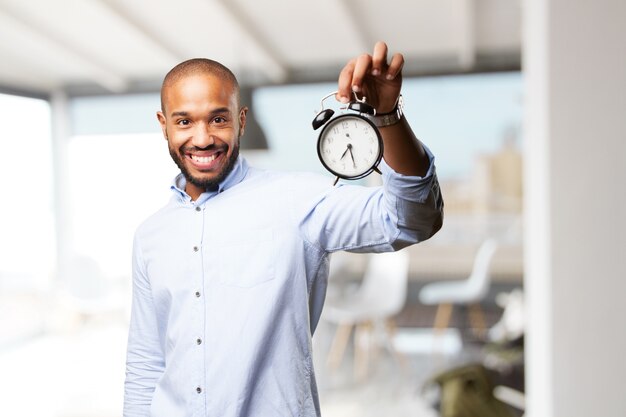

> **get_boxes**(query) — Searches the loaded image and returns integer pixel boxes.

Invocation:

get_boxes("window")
[0,93,54,290]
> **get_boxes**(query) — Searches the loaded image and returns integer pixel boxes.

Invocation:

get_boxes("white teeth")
[191,154,217,163]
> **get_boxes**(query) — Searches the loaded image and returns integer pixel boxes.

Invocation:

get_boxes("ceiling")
[0,0,521,98]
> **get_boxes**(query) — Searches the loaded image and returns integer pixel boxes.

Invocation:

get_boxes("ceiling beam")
[0,83,49,100]
[95,0,186,64]
[60,50,521,97]
[212,0,288,83]
[458,0,477,69]
[340,0,375,52]
[0,4,128,93]
[285,51,521,86]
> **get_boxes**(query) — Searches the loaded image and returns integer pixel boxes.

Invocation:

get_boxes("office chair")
[418,239,499,337]
[323,250,410,379]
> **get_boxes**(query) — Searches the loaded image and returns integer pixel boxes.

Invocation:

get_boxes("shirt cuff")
[379,144,438,203]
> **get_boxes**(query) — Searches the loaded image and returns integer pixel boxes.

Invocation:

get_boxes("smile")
[185,150,224,170]
[191,154,217,163]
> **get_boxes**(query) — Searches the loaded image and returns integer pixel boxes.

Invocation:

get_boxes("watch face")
[317,114,383,179]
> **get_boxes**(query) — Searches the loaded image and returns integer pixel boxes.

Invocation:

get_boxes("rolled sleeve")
[299,145,443,253]
[380,145,444,248]
[379,144,438,203]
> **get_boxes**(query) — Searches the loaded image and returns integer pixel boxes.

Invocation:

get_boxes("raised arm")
[298,42,443,253]
[336,41,429,177]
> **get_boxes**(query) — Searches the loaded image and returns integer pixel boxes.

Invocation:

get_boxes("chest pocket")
[217,228,275,288]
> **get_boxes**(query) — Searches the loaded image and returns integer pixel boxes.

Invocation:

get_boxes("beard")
[169,138,240,192]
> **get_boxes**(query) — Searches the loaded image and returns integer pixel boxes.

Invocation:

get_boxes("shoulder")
[133,197,178,240]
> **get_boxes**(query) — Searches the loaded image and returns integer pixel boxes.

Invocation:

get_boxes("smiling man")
[124,42,444,417]
[158,59,245,197]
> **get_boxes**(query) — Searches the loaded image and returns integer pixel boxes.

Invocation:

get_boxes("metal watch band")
[368,95,404,127]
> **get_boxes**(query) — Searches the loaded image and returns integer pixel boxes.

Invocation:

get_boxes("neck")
[185,183,206,201]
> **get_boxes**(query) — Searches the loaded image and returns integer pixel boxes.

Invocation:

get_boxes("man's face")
[157,73,246,199]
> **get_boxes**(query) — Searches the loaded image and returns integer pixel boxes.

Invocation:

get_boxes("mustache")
[180,144,227,153]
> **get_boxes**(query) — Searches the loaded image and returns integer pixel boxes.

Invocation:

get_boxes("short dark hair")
[160,58,240,111]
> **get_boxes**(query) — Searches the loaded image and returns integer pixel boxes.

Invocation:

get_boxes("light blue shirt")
[124,154,443,417]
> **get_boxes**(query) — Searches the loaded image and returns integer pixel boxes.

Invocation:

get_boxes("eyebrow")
[169,107,232,118]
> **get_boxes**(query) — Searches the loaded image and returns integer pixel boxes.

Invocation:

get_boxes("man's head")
[158,58,247,199]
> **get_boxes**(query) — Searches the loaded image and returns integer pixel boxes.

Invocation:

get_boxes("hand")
[336,41,404,114]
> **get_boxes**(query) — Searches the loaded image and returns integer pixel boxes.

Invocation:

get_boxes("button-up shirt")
[124,154,443,417]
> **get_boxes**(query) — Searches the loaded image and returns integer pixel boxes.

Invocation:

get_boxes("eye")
[176,119,191,126]
[212,116,227,124]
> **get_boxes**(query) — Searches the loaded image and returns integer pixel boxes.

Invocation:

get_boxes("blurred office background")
[0,1,624,416]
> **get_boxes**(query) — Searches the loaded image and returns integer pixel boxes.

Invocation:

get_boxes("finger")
[350,53,373,93]
[371,41,388,76]
[385,52,404,80]
[337,59,357,103]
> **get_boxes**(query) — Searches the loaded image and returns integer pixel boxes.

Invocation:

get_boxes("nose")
[191,122,215,148]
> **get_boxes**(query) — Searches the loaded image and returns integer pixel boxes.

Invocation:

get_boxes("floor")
[313,320,467,417]
[0,298,505,417]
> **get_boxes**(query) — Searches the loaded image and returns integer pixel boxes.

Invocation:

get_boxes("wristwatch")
[367,95,404,127]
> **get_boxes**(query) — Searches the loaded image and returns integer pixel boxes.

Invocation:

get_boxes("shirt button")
[195,291,201,298]
[193,246,199,252]
[195,206,201,212]
[196,387,202,394]
[196,338,202,345]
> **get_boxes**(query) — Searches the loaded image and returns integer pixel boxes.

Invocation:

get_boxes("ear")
[157,111,168,140]
[238,106,248,137]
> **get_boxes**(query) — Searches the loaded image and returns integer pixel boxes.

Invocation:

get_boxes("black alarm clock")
[312,91,384,185]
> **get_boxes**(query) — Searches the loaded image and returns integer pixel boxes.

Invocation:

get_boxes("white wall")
[524,1,626,416]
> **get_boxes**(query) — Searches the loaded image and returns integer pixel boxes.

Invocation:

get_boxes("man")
[124,42,443,417]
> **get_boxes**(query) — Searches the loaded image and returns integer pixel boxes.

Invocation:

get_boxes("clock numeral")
[332,127,339,135]
[326,137,334,144]
[341,121,349,129]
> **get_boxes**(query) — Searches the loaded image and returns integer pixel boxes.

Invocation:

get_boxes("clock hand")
[347,144,356,167]
[340,146,350,160]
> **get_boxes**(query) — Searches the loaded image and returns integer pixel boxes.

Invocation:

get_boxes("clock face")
[317,114,383,179]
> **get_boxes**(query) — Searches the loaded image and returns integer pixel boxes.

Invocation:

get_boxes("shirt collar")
[170,156,249,205]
